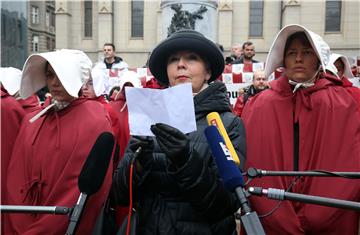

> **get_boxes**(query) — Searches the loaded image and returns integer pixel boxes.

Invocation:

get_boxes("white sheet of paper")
[126,83,197,136]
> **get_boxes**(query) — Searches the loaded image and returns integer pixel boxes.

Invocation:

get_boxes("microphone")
[248,187,360,212]
[66,132,115,235]
[204,126,265,235]
[206,112,240,165]
[204,125,244,189]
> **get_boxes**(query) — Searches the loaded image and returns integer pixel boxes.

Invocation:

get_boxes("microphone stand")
[65,193,87,235]
[235,187,266,235]
[248,187,360,212]
[0,205,70,215]
[246,168,360,211]
[247,167,360,178]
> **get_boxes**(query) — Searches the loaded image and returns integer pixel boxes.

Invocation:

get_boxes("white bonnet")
[90,66,108,96]
[20,49,93,99]
[0,67,22,95]
[119,71,142,91]
[265,24,331,78]
[326,53,354,78]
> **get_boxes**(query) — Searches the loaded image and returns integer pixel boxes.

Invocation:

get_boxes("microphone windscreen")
[78,132,115,195]
[204,126,244,191]
[206,112,240,166]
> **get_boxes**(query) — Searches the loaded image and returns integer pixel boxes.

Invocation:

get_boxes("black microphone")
[204,126,265,235]
[65,132,115,235]
[248,187,360,212]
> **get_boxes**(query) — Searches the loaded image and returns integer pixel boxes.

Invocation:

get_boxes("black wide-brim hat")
[148,29,225,86]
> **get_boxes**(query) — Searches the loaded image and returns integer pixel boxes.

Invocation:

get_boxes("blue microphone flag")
[204,125,245,191]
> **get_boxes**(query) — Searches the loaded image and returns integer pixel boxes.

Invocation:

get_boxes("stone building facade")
[27,1,56,55]
[55,0,360,68]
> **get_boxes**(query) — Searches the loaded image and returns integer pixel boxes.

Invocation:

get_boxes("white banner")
[225,83,251,106]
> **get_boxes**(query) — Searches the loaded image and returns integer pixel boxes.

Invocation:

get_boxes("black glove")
[128,136,154,169]
[150,123,190,168]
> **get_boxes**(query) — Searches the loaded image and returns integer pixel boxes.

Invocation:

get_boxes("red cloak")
[17,94,42,114]
[1,90,26,234]
[242,74,360,235]
[109,92,131,226]
[342,76,360,117]
[5,98,114,235]
[91,96,121,147]
[109,92,130,158]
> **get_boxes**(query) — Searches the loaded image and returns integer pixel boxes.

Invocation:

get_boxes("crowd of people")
[1,24,359,235]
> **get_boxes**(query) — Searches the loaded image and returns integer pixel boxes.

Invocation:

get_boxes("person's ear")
[205,69,211,82]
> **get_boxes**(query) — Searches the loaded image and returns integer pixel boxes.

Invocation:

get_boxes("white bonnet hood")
[326,53,354,78]
[90,66,108,97]
[0,67,22,95]
[119,71,142,91]
[20,49,93,99]
[265,24,331,78]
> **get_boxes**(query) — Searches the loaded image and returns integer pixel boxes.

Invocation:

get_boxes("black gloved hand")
[128,136,154,169]
[150,123,190,168]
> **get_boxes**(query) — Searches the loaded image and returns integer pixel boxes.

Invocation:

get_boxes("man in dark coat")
[233,70,268,117]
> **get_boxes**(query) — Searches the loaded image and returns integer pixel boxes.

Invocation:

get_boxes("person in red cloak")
[242,25,360,235]
[4,49,115,235]
[109,70,143,158]
[327,53,360,117]
[81,66,121,163]
[0,67,27,235]
[0,67,41,114]
[108,71,143,226]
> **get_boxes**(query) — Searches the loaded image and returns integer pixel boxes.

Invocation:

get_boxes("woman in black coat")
[112,29,246,235]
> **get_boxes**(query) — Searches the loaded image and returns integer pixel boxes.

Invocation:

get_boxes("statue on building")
[167,4,207,36]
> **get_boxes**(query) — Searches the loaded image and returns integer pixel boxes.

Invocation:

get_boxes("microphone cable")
[246,168,358,218]
[126,146,142,235]
[311,169,359,179]
[257,176,301,218]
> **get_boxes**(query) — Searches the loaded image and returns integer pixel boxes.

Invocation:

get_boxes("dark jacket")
[112,81,246,235]
[104,56,123,69]
[233,85,268,117]
[231,57,258,65]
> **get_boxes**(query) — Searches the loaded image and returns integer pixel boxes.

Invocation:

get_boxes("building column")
[282,0,301,26]
[55,1,71,49]
[218,0,233,50]
[97,1,113,60]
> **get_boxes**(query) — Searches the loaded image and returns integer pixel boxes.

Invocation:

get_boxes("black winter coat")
[112,81,246,235]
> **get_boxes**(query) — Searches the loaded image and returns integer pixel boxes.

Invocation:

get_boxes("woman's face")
[166,50,211,93]
[284,37,319,82]
[81,78,96,98]
[46,63,75,103]
[334,59,345,78]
